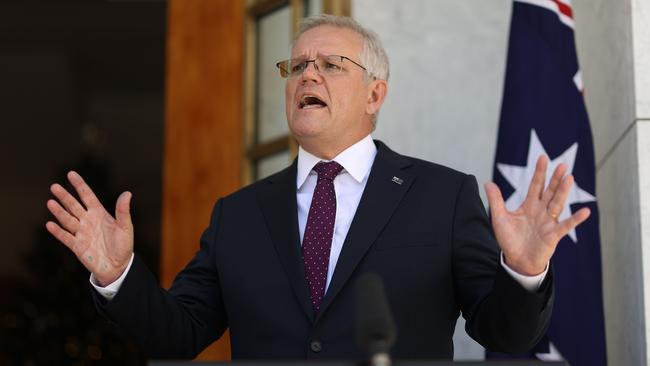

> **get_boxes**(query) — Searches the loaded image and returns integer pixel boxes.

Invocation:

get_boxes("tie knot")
[313,161,343,181]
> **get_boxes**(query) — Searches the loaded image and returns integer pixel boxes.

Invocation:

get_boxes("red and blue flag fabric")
[487,1,607,365]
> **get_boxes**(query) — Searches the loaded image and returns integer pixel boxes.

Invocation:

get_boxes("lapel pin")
[391,176,404,185]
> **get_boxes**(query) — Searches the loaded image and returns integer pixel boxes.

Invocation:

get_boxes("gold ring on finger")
[548,211,559,221]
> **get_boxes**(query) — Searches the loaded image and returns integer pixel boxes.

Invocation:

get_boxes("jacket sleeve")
[92,199,228,359]
[451,174,553,354]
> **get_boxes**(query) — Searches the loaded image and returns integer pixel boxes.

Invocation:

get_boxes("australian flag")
[488,1,607,365]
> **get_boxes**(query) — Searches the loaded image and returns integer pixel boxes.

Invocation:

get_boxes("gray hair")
[295,14,390,81]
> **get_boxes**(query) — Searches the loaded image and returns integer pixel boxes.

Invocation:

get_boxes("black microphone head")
[356,272,397,355]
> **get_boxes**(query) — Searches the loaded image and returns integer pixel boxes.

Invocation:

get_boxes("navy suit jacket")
[94,141,553,360]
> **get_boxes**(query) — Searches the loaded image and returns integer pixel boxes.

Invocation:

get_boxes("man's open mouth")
[299,95,327,109]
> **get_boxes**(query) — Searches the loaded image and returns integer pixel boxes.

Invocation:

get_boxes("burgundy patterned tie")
[302,161,344,312]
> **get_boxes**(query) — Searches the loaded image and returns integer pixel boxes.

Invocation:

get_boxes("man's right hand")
[46,171,134,287]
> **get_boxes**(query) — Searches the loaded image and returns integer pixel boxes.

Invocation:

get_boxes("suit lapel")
[257,161,315,322]
[317,141,414,320]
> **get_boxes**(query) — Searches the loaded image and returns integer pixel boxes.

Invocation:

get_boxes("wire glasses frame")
[275,55,367,78]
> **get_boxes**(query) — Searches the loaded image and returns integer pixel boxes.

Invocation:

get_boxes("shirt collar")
[296,134,377,189]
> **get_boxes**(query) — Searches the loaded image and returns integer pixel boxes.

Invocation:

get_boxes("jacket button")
[310,340,322,353]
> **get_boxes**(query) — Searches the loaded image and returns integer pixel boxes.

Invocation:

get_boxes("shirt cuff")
[500,252,548,292]
[89,253,135,300]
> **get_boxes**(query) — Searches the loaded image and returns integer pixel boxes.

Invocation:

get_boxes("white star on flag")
[496,129,596,243]
[535,341,564,361]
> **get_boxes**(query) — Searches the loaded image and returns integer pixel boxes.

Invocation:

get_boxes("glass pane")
[306,0,322,16]
[257,150,292,180]
[256,6,292,143]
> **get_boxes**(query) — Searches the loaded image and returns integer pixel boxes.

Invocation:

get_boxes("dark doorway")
[0,1,167,365]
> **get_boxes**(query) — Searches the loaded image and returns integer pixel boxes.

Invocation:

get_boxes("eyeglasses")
[275,55,367,78]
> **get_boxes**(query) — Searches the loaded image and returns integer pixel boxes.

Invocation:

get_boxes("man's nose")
[301,61,322,83]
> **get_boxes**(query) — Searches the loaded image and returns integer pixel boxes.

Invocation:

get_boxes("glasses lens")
[290,59,307,76]
[277,60,290,78]
[321,56,344,74]
[276,56,352,78]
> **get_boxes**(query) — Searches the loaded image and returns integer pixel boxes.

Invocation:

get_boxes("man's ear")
[366,79,388,116]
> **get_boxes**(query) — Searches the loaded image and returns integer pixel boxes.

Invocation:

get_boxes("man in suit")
[45,15,590,360]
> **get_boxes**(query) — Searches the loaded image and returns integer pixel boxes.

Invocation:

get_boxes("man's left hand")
[484,155,591,276]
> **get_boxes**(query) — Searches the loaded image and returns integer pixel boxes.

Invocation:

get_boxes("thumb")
[115,191,133,229]
[484,182,506,220]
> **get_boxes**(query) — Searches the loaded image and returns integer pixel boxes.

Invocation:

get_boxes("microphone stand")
[356,272,397,366]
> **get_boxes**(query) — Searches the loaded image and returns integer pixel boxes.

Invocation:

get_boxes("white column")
[574,0,649,364]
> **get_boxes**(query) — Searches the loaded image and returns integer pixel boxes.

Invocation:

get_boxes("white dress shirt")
[93,134,546,298]
[296,134,377,291]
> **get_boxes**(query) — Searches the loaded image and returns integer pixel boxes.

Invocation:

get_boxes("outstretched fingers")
[525,155,549,202]
[547,174,574,219]
[50,183,86,219]
[485,182,507,219]
[556,207,591,238]
[541,163,567,205]
[45,221,76,250]
[46,199,80,234]
[67,171,103,210]
[115,191,133,230]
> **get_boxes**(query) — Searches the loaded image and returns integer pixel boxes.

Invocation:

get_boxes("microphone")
[356,272,397,366]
